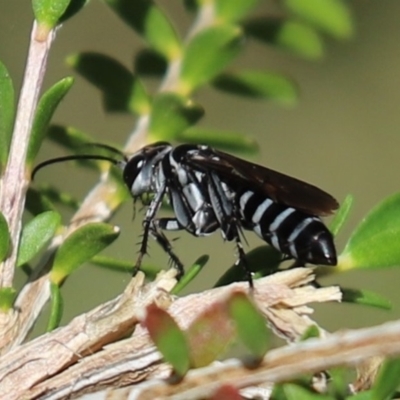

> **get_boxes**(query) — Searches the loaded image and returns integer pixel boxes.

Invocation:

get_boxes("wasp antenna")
[31,154,120,181]
[85,143,128,162]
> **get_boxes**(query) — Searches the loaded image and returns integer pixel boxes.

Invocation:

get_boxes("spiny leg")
[207,173,254,288]
[232,227,254,289]
[133,184,166,275]
[150,218,185,278]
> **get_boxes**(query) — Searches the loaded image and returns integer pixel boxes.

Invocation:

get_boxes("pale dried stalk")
[0,22,56,288]
[101,318,400,400]
[0,268,341,399]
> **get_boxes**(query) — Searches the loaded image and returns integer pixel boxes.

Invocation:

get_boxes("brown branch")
[100,318,400,400]
[0,268,341,399]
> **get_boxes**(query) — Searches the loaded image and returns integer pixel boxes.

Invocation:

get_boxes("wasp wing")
[185,147,338,217]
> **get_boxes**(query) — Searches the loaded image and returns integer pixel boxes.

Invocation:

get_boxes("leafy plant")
[0,0,400,399]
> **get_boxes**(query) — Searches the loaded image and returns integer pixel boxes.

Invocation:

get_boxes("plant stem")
[0,22,56,288]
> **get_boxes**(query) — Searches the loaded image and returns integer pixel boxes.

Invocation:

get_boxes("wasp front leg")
[134,184,166,275]
[150,218,185,279]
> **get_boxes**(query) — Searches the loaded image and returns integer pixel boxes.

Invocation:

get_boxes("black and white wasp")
[32,142,338,287]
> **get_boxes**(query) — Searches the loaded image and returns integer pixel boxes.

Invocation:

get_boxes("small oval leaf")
[0,61,15,168]
[329,194,353,237]
[149,93,204,141]
[187,301,235,368]
[34,184,80,211]
[91,255,160,278]
[33,0,71,27]
[216,245,281,287]
[275,20,324,60]
[172,255,209,295]
[180,25,243,94]
[47,282,64,331]
[210,385,242,400]
[213,70,299,106]
[144,304,190,376]
[177,127,258,154]
[283,383,336,400]
[283,0,353,39]
[51,222,120,285]
[105,0,182,60]
[0,212,11,262]
[17,211,61,267]
[0,287,16,311]
[339,193,400,271]
[134,48,167,76]
[215,0,260,23]
[341,288,392,310]
[228,291,269,358]
[244,17,324,60]
[27,77,74,168]
[371,358,400,400]
[47,124,93,151]
[68,52,150,114]
[25,187,57,215]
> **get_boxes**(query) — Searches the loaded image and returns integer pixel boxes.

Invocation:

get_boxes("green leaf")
[283,383,336,400]
[25,187,56,215]
[177,127,258,154]
[276,20,324,60]
[329,194,353,237]
[0,212,11,262]
[180,25,243,94]
[171,255,209,294]
[346,392,373,400]
[216,246,282,287]
[51,222,120,285]
[59,0,88,23]
[91,255,161,278]
[46,126,124,179]
[244,18,324,60]
[228,292,269,358]
[215,0,260,23]
[0,287,16,311]
[68,53,150,114]
[339,193,400,271]
[33,184,80,210]
[341,288,392,310]
[371,358,400,400]
[27,77,74,168]
[300,324,321,341]
[283,0,353,39]
[17,211,61,267]
[32,0,72,27]
[0,61,14,168]
[149,93,204,141]
[47,282,64,331]
[144,304,190,376]
[90,254,133,272]
[187,301,235,367]
[134,49,167,76]
[105,0,182,60]
[47,124,93,151]
[213,70,298,106]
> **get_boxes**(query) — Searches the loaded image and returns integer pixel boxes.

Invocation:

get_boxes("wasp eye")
[123,156,146,191]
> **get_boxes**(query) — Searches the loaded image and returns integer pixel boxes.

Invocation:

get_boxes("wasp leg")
[150,218,185,279]
[207,172,254,288]
[133,184,166,276]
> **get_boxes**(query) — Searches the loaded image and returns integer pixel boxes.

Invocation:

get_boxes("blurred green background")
[1,0,400,333]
